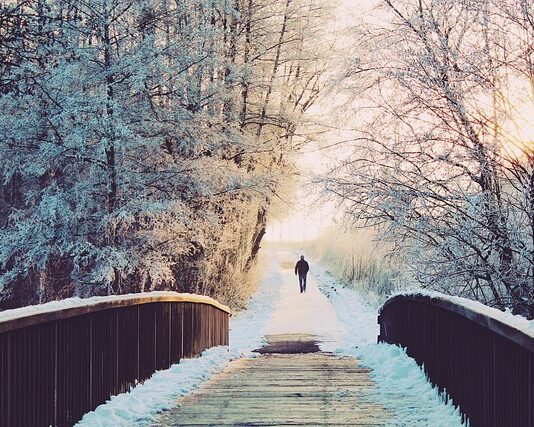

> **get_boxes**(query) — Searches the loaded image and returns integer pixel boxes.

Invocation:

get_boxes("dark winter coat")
[295,260,309,276]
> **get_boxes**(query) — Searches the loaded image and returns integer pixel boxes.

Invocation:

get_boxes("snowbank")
[311,266,379,346]
[76,251,283,426]
[355,344,464,426]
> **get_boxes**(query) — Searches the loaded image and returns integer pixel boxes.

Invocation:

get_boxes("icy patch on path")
[76,251,283,426]
[311,265,466,426]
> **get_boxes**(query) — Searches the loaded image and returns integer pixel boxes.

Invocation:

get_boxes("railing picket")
[1,333,9,426]
[170,302,183,364]
[529,353,533,427]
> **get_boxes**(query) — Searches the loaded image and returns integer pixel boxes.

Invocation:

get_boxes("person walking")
[295,255,310,293]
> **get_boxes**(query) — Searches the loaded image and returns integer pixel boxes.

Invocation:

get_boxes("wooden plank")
[154,352,387,426]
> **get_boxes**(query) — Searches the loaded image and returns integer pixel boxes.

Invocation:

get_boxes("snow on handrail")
[381,289,534,351]
[0,291,231,333]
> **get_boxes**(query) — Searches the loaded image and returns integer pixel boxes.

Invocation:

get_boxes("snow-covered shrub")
[305,226,399,303]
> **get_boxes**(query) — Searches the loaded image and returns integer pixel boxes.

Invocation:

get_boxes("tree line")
[0,0,330,308]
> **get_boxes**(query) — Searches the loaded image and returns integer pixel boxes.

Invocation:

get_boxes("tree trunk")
[256,0,292,137]
[103,3,117,214]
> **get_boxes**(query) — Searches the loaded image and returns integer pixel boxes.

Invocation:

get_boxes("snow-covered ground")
[77,247,466,426]
[311,264,466,426]
[76,250,283,426]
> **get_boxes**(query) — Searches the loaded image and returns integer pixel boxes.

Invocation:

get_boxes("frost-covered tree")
[0,0,333,308]
[322,0,534,317]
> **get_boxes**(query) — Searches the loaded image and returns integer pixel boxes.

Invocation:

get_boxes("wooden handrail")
[0,291,232,333]
[381,293,534,352]
[379,291,534,427]
[0,292,230,427]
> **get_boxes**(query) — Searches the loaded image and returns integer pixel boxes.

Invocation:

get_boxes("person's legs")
[298,274,304,293]
[302,274,307,292]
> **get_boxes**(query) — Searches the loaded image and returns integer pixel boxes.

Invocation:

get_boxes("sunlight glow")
[501,101,534,159]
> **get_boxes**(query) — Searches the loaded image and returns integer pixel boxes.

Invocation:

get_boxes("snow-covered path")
[77,247,465,426]
[264,250,346,352]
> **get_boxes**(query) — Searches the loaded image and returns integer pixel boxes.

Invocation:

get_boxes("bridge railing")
[378,291,534,427]
[0,291,231,427]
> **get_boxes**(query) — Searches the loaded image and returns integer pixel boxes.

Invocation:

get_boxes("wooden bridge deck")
[153,335,387,426]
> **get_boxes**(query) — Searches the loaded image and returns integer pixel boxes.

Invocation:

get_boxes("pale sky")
[265,0,385,243]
